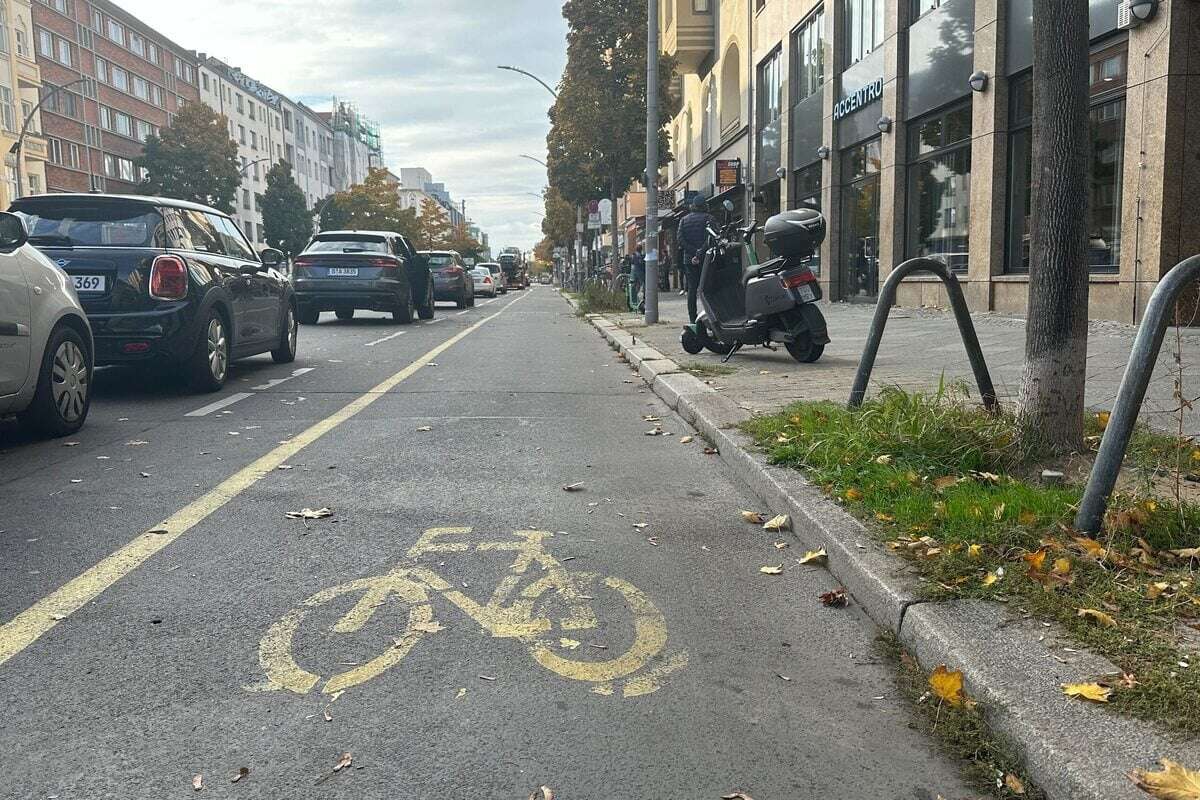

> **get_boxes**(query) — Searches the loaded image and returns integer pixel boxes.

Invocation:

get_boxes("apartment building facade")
[663,0,1198,323]
[32,0,199,195]
[0,0,49,205]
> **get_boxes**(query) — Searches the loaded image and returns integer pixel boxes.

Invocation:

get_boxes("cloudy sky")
[118,0,567,252]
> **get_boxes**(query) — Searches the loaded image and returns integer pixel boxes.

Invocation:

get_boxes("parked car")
[0,212,93,437]
[470,266,498,297]
[10,193,297,393]
[478,262,507,295]
[421,250,474,309]
[292,230,434,324]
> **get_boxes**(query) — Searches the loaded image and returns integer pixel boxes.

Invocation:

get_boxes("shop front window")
[791,163,822,274]
[1005,42,1127,273]
[840,138,881,299]
[907,102,971,272]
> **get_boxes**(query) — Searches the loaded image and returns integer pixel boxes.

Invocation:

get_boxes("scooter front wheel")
[785,336,824,363]
[681,327,704,355]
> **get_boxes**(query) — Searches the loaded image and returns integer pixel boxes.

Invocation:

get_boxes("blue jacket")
[678,211,713,258]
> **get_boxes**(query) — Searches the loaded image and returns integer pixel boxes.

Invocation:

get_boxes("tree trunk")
[1017,0,1092,453]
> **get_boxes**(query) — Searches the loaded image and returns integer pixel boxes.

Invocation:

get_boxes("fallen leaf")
[1062,682,1112,703]
[231,767,250,784]
[411,621,445,634]
[1073,536,1107,558]
[527,787,554,800]
[456,688,467,699]
[874,512,895,523]
[777,673,792,681]
[323,708,332,722]
[773,540,789,550]
[820,588,848,607]
[1077,608,1118,628]
[1004,773,1026,795]
[874,454,893,465]
[416,426,433,432]
[478,674,497,681]
[763,514,790,532]
[1130,759,1200,800]
[1119,673,1140,689]
[798,548,827,565]
[193,774,203,791]
[63,441,80,447]
[1096,410,1111,430]
[1018,510,1038,526]
[1023,547,1049,573]
[285,507,333,520]
[1147,582,1172,600]
[703,447,719,455]
[1172,547,1200,560]
[759,565,783,575]
[982,567,1004,586]
[562,482,585,492]
[844,488,864,502]
[333,752,352,772]
[125,440,148,446]
[1052,558,1072,575]
[741,511,766,524]
[680,435,694,444]
[559,638,581,650]
[722,793,755,800]
[929,665,966,706]
[932,475,959,491]
[968,544,983,561]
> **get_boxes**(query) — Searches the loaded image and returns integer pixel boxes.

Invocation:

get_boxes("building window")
[247,100,255,121]
[236,93,243,114]
[238,125,246,145]
[106,18,123,45]
[66,141,79,168]
[15,25,27,58]
[201,73,209,92]
[47,0,68,13]
[129,32,145,58]
[720,43,742,132]
[48,137,62,163]
[148,43,158,64]
[907,102,972,272]
[791,163,823,274]
[151,85,163,106]
[700,78,713,153]
[0,86,14,133]
[791,7,824,103]
[91,9,101,31]
[36,27,51,57]
[694,0,710,9]
[110,66,128,92]
[132,76,150,101]
[1005,43,1127,274]
[913,0,945,19]
[757,48,782,128]
[845,0,884,66]
[94,56,107,82]
[28,174,40,194]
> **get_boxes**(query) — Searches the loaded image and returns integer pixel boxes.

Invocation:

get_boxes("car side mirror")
[0,212,29,250]
[259,247,284,268]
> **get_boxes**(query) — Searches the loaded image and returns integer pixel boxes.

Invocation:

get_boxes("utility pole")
[644,0,660,323]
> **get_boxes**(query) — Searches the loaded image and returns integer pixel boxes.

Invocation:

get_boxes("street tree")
[542,187,576,247]
[259,161,311,258]
[446,225,485,261]
[137,103,241,213]
[416,197,453,250]
[316,168,419,240]
[1017,0,1092,452]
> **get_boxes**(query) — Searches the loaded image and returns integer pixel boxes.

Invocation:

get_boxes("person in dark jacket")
[631,246,646,310]
[678,196,714,323]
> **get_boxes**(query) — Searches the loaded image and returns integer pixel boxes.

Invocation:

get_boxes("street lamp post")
[240,156,271,176]
[10,77,88,200]
[496,66,558,99]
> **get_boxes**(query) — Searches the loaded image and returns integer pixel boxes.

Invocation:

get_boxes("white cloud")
[115,0,566,251]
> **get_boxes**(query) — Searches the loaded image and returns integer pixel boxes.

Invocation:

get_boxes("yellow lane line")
[0,295,525,668]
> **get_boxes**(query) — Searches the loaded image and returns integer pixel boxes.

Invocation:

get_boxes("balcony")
[662,0,714,74]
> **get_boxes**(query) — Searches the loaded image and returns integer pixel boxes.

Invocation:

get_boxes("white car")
[471,266,499,297]
[0,212,93,437]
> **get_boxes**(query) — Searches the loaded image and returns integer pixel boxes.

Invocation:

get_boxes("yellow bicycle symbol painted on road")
[256,528,687,698]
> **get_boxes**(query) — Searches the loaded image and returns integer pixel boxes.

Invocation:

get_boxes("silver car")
[0,212,93,437]
[471,265,499,297]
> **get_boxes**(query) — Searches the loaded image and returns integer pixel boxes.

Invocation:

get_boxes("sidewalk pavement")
[617,292,1200,436]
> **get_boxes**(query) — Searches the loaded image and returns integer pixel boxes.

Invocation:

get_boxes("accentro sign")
[834,77,883,120]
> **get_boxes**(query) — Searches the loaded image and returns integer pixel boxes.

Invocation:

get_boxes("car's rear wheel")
[272,305,298,363]
[298,307,320,325]
[392,290,414,324]
[455,291,468,310]
[188,309,229,393]
[20,325,91,438]
[335,308,354,321]
[467,290,476,307]
[417,278,435,320]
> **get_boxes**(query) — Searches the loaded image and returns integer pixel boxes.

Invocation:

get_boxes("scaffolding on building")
[329,97,383,159]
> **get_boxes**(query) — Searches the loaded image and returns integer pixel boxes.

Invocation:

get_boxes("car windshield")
[425,254,456,266]
[12,202,162,248]
[306,237,388,254]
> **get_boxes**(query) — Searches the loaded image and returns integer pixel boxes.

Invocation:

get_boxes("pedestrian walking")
[677,196,714,323]
[631,246,646,312]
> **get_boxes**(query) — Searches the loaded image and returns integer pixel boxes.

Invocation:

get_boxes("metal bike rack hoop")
[848,257,998,411]
[1076,253,1200,533]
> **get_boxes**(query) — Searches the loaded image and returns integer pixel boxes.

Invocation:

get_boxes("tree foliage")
[137,103,241,213]
[542,186,576,246]
[416,197,453,250]
[446,225,485,262]
[547,0,674,207]
[316,168,419,240]
[259,161,311,258]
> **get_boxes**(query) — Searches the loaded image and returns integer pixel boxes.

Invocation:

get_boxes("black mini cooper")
[10,194,298,393]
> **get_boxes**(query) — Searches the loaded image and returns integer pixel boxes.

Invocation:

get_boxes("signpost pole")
[644,0,660,324]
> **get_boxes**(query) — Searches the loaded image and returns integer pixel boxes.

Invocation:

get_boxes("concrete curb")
[562,292,1200,800]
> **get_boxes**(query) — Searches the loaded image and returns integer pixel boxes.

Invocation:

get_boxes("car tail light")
[445,266,464,276]
[482,276,492,283]
[364,257,396,268]
[781,269,817,289]
[293,256,315,267]
[149,255,188,300]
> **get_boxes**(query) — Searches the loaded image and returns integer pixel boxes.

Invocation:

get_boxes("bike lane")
[0,289,974,798]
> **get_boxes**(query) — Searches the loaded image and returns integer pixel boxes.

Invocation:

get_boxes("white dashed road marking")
[187,368,316,417]
[364,331,408,347]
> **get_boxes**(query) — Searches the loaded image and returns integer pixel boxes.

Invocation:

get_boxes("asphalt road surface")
[0,288,974,799]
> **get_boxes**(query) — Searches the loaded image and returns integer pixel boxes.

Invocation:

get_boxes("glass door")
[840,138,881,300]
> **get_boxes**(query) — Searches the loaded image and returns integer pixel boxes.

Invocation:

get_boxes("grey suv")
[294,231,434,324]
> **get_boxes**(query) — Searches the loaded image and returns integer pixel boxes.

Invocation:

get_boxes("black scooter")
[681,203,830,363]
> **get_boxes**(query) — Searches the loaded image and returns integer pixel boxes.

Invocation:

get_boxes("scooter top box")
[763,208,825,259]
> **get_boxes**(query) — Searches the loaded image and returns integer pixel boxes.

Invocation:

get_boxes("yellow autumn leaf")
[874,512,895,523]
[1096,410,1111,430]
[968,544,983,560]
[928,665,966,706]
[1073,536,1107,558]
[759,565,783,575]
[798,548,827,565]
[982,567,1004,586]
[1077,608,1118,627]
[874,454,893,465]
[1062,682,1112,703]
[932,475,959,491]
[844,488,864,502]
[741,510,766,524]
[1192,448,1200,463]
[1147,582,1172,601]
[763,514,790,532]
[1052,558,1072,575]
[1023,548,1049,573]
[1004,773,1026,795]
[1131,758,1200,800]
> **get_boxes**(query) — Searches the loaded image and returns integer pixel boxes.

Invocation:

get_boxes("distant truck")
[497,249,528,290]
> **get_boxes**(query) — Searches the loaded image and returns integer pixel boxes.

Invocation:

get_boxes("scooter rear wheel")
[785,336,824,363]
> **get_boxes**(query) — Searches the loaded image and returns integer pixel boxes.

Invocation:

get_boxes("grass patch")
[878,633,1046,799]
[744,386,1200,737]
[680,361,737,378]
[575,282,628,315]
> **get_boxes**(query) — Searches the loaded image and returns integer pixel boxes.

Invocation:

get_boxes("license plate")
[327,268,359,277]
[72,274,106,293]
[796,284,816,303]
